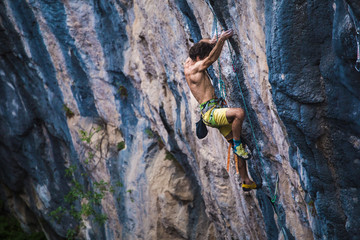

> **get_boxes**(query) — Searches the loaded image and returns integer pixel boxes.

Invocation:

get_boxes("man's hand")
[195,29,234,72]
[200,37,217,45]
[209,35,217,44]
[210,29,233,44]
[219,29,234,41]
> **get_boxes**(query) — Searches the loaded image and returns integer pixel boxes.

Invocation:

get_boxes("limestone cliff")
[0,0,359,239]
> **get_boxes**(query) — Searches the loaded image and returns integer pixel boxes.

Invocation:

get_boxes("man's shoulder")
[184,58,192,67]
[184,58,196,73]
[185,60,205,72]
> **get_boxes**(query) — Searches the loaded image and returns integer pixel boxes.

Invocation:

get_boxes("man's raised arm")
[199,36,217,45]
[196,29,234,72]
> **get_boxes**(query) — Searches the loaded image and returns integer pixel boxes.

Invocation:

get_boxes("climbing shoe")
[233,143,251,160]
[242,182,262,192]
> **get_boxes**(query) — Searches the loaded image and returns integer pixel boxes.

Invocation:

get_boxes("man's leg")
[238,157,261,190]
[225,132,256,186]
[223,109,259,190]
[225,108,250,159]
[225,108,245,141]
[238,157,253,185]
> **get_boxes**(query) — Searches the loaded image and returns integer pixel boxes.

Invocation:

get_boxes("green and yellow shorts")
[200,99,232,137]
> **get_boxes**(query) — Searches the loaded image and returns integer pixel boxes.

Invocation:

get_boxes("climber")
[184,29,260,191]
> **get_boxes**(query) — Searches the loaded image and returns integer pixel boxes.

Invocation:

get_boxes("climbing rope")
[347,4,360,72]
[271,173,279,203]
[207,4,288,239]
[214,16,227,98]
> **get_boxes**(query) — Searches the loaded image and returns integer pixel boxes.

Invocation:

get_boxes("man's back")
[184,57,215,104]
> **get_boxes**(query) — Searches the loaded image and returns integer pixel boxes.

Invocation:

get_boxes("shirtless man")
[184,29,260,191]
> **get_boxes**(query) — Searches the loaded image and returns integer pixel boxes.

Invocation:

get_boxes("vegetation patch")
[145,128,165,149]
[157,136,165,149]
[117,141,125,151]
[127,189,134,203]
[145,128,155,138]
[49,127,122,239]
[79,127,102,144]
[117,86,128,98]
[0,200,46,240]
[307,200,317,217]
[49,127,134,239]
[50,165,112,239]
[165,150,176,161]
[62,104,75,118]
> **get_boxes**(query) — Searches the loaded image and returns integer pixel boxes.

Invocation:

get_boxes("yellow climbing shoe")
[242,182,262,192]
[233,143,251,160]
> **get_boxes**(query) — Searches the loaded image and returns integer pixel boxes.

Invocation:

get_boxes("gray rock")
[0,0,359,239]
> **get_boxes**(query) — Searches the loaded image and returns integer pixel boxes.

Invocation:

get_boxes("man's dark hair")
[189,42,214,61]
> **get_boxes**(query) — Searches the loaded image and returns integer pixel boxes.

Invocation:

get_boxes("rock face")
[0,0,359,239]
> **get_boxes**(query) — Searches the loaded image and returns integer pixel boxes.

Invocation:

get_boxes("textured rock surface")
[0,0,359,239]
[266,0,360,238]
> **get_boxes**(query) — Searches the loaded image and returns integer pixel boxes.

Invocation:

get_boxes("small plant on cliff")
[117,141,125,151]
[144,129,164,149]
[66,229,76,240]
[84,151,95,164]
[127,189,135,203]
[307,200,318,217]
[165,150,176,161]
[49,206,64,222]
[117,85,128,98]
[65,165,77,177]
[62,104,75,118]
[157,136,165,149]
[79,127,102,144]
[115,181,123,188]
[145,128,155,138]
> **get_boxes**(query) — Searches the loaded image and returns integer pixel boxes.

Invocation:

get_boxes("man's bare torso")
[184,57,215,104]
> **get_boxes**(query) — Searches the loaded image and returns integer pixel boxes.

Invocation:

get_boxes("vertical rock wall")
[0,0,359,239]
[265,0,360,239]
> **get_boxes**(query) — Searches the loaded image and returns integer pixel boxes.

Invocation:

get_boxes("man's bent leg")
[225,108,250,159]
[238,157,252,185]
[225,108,245,141]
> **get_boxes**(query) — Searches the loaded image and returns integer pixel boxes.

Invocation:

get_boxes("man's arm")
[196,29,233,72]
[199,36,217,45]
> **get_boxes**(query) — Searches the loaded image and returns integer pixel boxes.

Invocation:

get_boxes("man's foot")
[233,143,251,160]
[242,181,262,192]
